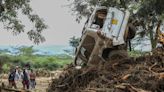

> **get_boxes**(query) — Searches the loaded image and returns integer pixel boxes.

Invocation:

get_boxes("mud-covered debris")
[48,47,164,92]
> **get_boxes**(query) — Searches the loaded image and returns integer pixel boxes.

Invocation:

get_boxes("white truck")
[74,6,136,67]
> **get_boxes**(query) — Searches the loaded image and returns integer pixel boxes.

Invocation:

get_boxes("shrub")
[2,64,10,73]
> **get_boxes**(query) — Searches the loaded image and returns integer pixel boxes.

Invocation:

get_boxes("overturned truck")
[74,6,136,67]
[48,6,164,92]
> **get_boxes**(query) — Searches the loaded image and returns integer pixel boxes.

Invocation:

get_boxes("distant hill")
[0,45,73,55]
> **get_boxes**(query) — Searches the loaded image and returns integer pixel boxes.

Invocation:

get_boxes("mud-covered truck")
[74,6,136,67]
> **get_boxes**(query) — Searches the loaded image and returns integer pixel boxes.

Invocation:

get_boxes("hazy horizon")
[0,45,73,55]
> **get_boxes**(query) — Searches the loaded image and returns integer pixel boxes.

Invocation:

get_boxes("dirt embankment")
[48,47,164,92]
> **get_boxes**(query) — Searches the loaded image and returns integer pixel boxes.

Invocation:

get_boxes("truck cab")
[74,6,131,66]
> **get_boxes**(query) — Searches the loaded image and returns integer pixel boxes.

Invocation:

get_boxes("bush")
[2,64,10,73]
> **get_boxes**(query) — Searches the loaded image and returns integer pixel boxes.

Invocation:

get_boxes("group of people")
[8,65,36,90]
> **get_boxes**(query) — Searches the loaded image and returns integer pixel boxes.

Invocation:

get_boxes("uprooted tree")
[0,0,47,44]
[70,0,164,49]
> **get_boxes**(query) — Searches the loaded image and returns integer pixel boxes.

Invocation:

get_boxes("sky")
[0,0,85,46]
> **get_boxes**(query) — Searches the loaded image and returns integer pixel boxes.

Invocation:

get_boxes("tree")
[18,46,37,56]
[134,0,164,49]
[0,49,10,54]
[69,0,164,50]
[69,36,80,52]
[0,0,47,44]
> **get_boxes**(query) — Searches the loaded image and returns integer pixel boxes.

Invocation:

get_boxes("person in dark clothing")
[8,69,17,89]
[22,69,30,89]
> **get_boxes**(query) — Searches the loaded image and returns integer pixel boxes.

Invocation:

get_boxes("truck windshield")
[91,9,107,29]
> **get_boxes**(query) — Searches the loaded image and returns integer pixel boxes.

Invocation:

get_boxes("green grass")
[128,50,144,57]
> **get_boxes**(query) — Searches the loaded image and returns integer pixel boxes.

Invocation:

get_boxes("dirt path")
[1,77,51,92]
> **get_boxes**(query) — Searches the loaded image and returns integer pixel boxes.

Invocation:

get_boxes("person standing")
[29,69,36,89]
[14,66,22,87]
[22,68,30,90]
[8,69,17,89]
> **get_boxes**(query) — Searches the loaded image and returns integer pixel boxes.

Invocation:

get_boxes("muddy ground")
[48,47,164,92]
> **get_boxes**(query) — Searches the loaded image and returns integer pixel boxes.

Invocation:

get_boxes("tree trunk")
[149,26,156,49]
[150,20,161,50]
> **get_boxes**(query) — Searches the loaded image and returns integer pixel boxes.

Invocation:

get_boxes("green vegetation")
[0,45,147,73]
[0,46,73,73]
[69,36,80,49]
[128,50,143,57]
[0,54,72,73]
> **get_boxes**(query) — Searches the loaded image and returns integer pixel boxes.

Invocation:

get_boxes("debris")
[48,47,164,92]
